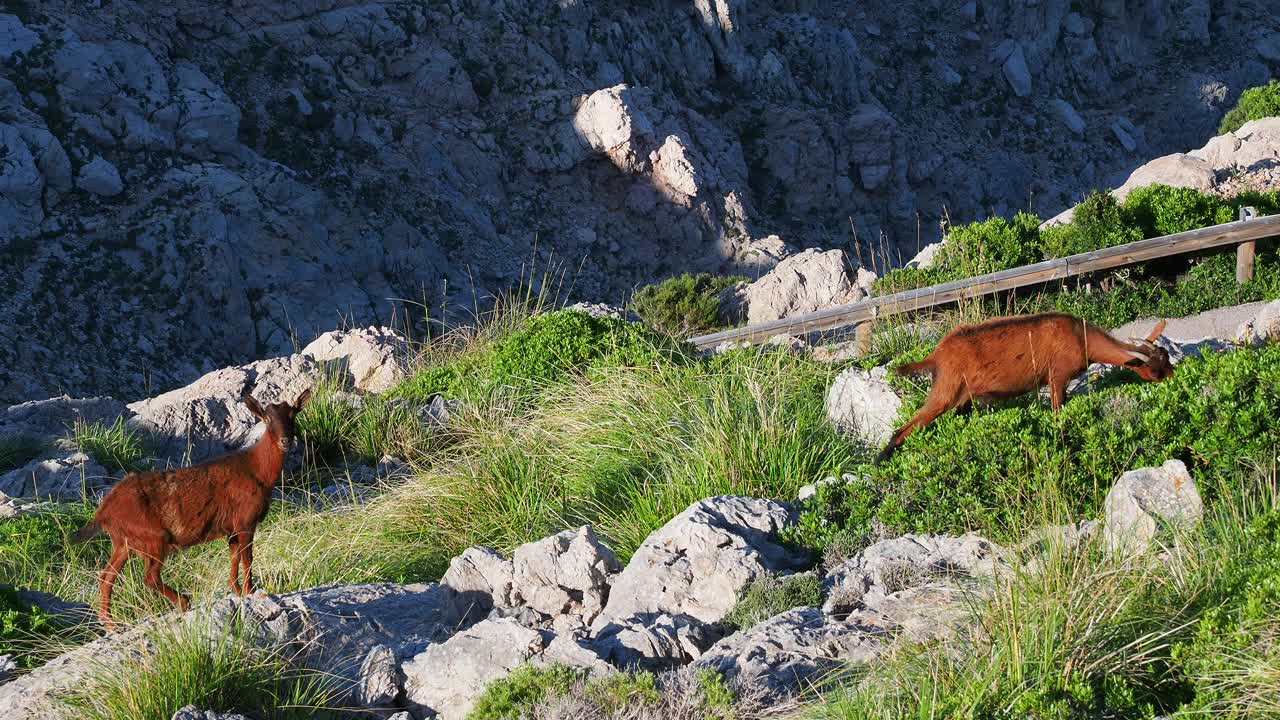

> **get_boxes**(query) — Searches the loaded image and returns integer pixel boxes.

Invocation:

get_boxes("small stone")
[76,156,124,197]
[1050,98,1085,135]
[1001,43,1032,97]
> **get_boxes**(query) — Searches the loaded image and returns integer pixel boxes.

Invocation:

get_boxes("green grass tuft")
[0,434,47,473]
[69,417,148,474]
[723,572,824,631]
[63,614,341,720]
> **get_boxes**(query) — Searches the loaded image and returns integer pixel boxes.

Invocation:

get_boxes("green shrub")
[295,386,423,465]
[1219,79,1280,134]
[1042,190,1144,258]
[390,309,688,405]
[1122,184,1237,238]
[70,417,148,473]
[723,572,824,630]
[467,664,586,720]
[630,272,746,336]
[0,434,46,473]
[936,212,1043,278]
[788,343,1280,556]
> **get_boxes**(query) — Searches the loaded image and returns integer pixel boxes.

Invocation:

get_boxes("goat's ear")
[293,387,313,410]
[1123,357,1146,368]
[243,392,268,421]
[1145,319,1167,343]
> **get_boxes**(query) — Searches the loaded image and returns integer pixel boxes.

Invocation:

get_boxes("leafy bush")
[787,343,1280,556]
[630,272,746,336]
[0,434,46,473]
[70,417,148,473]
[1041,190,1144,258]
[1219,79,1280,134]
[936,211,1043,278]
[723,572,824,630]
[468,664,586,720]
[1123,184,1237,238]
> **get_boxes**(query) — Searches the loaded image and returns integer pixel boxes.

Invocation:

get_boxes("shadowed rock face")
[1,0,1277,403]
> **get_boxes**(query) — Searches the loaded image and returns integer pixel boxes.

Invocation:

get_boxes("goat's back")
[930,313,1089,394]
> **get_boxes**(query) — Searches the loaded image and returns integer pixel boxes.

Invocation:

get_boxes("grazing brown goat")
[72,386,312,629]
[877,312,1172,462]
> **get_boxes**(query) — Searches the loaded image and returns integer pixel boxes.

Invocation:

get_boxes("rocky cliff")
[2,0,1277,403]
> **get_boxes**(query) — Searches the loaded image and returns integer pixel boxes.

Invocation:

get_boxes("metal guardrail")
[690,208,1280,350]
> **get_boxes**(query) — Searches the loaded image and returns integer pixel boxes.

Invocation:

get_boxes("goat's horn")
[1145,319,1167,342]
[1124,349,1151,363]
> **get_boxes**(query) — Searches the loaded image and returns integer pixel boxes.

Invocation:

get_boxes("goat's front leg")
[227,534,244,595]
[240,531,257,595]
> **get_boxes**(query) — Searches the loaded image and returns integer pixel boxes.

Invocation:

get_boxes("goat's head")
[243,386,313,452]
[1123,319,1174,382]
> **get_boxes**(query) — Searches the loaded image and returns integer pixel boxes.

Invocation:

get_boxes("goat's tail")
[69,520,102,544]
[893,356,936,378]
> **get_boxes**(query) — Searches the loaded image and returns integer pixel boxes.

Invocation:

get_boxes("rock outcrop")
[825,365,903,447]
[1103,459,1204,554]
[2,1,1276,404]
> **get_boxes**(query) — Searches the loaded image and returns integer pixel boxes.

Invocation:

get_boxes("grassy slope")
[3,184,1280,718]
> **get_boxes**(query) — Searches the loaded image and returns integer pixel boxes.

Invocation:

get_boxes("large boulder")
[300,327,411,394]
[402,618,550,720]
[1112,153,1216,201]
[825,366,902,446]
[0,396,130,442]
[125,354,317,463]
[1236,299,1280,346]
[594,496,807,628]
[572,84,653,172]
[693,608,886,697]
[1103,460,1203,554]
[510,526,621,629]
[590,613,721,669]
[744,249,863,325]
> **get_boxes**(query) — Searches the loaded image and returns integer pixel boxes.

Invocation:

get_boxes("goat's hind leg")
[97,541,130,630]
[877,380,966,463]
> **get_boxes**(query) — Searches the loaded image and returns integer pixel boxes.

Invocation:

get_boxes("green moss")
[1219,80,1280,134]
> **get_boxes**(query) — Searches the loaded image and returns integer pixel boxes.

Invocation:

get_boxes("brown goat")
[877,312,1172,462]
[72,386,312,629]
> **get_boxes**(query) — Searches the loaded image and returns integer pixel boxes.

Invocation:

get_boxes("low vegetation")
[628,272,747,337]
[874,186,1280,332]
[1219,79,1280,135]
[4,180,1280,717]
[70,417,149,474]
[469,665,755,720]
[0,434,47,473]
[63,615,341,720]
[809,477,1280,720]
[723,572,824,630]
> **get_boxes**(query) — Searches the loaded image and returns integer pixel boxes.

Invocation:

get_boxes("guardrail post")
[855,321,873,356]
[1237,206,1258,284]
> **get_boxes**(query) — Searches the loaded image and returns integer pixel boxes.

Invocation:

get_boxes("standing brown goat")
[72,386,312,629]
[877,312,1172,462]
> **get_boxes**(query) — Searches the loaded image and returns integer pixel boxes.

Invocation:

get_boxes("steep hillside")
[1,0,1278,402]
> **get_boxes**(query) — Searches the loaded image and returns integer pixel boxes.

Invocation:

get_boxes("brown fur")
[877,312,1173,462]
[76,386,312,629]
